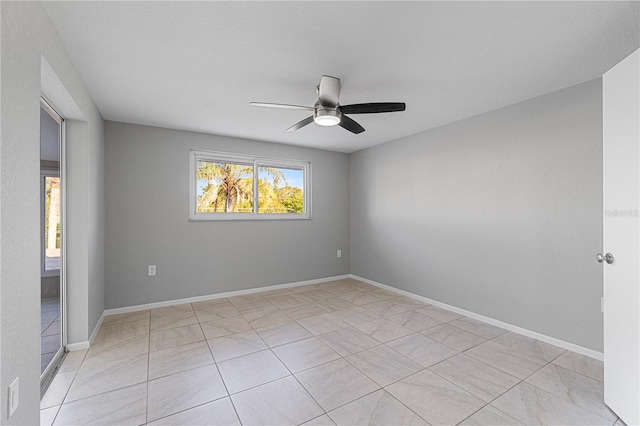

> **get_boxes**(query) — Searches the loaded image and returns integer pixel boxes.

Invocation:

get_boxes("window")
[190,150,310,220]
[42,173,61,273]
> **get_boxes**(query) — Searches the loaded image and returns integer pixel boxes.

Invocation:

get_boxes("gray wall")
[105,122,350,309]
[350,79,603,351]
[1,2,105,423]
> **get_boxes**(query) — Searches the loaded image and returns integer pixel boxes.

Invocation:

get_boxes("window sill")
[189,214,311,221]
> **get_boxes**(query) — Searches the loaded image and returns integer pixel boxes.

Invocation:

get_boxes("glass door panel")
[40,98,65,389]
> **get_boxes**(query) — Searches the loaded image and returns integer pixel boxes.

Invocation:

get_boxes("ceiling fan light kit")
[313,105,341,126]
[251,75,406,134]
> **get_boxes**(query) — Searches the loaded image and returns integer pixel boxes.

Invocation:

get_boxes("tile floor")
[42,296,62,374]
[41,279,623,426]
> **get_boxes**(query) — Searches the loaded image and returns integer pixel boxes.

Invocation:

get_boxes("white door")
[603,48,640,425]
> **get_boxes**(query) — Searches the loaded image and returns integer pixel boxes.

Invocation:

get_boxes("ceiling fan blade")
[339,115,365,134]
[340,103,406,114]
[250,102,314,111]
[318,75,341,107]
[286,116,314,132]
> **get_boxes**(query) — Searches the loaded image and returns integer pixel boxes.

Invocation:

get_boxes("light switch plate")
[8,377,18,419]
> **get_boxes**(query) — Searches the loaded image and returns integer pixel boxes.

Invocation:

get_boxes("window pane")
[258,166,304,214]
[44,176,61,271]
[196,159,254,213]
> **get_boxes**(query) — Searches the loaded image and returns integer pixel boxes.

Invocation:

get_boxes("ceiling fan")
[250,75,406,134]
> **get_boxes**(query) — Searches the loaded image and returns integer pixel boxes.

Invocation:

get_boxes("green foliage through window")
[196,161,254,213]
[258,166,304,214]
[191,151,309,219]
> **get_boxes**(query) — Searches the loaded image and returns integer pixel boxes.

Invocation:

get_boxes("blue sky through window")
[262,167,303,189]
[196,165,303,197]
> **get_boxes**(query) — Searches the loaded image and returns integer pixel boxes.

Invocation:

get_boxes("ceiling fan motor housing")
[250,75,405,133]
[313,102,342,126]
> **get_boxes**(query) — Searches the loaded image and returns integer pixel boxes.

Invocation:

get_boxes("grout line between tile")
[520,357,616,422]
[450,347,561,425]
[42,356,83,411]
[145,321,151,426]
[51,280,607,426]
[269,348,330,422]
[42,403,62,426]
[199,318,242,424]
[382,388,432,425]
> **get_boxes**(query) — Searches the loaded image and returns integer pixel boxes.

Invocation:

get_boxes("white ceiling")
[43,1,639,153]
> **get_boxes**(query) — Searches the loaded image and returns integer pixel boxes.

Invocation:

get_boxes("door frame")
[40,96,68,392]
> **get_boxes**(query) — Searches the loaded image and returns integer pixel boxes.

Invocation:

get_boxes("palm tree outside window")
[190,151,310,220]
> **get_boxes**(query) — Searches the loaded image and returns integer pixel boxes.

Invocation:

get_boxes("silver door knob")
[597,253,605,263]
[605,253,615,264]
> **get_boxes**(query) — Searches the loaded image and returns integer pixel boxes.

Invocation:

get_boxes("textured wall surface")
[350,79,603,351]
[105,122,350,309]
[1,2,105,423]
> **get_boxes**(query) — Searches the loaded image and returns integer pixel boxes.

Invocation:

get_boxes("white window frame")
[40,97,64,277]
[189,150,311,221]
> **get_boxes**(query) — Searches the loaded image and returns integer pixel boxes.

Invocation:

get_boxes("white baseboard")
[74,275,350,351]
[75,272,603,361]
[67,342,89,351]
[350,274,604,361]
[67,311,105,352]
[90,311,105,343]
[103,274,350,316]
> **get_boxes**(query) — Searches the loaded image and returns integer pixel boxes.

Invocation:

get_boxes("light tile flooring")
[42,297,62,374]
[41,279,622,426]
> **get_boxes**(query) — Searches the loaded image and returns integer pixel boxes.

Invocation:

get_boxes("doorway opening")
[40,98,66,389]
